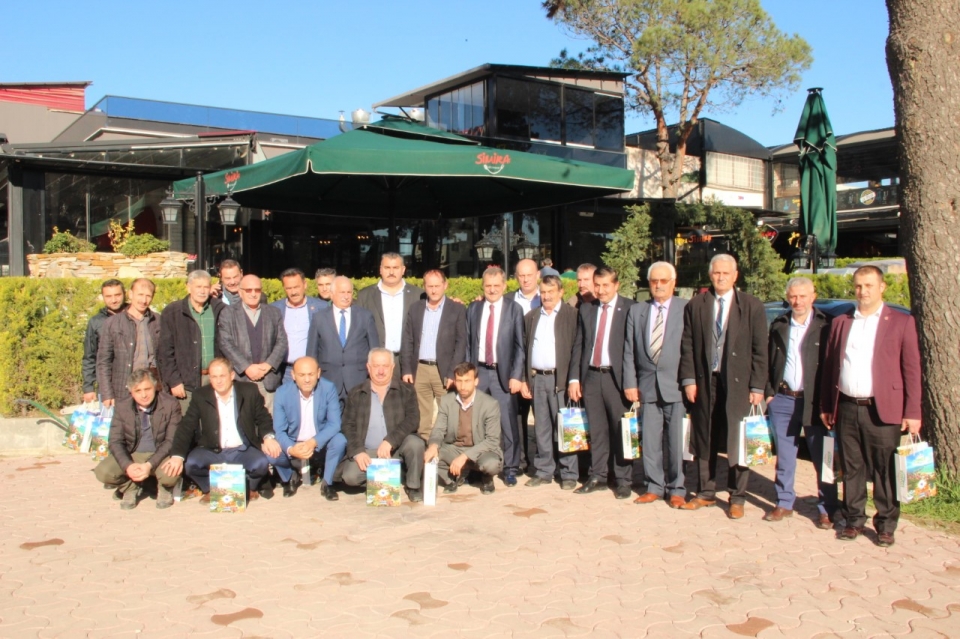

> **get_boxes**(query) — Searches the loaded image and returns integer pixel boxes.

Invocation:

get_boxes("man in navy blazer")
[269,357,345,500]
[271,268,329,384]
[466,266,525,486]
[306,276,380,400]
[820,265,921,547]
[568,266,636,499]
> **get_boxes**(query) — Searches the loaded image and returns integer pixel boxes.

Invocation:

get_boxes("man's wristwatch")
[264,434,276,441]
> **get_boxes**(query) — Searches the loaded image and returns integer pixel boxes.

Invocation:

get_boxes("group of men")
[84,253,922,547]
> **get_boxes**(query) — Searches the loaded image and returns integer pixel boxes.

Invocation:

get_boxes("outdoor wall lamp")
[514,235,538,261]
[217,194,241,226]
[159,189,181,225]
[474,232,498,262]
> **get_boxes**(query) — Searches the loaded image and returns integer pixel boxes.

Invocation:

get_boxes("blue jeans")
[184,446,270,494]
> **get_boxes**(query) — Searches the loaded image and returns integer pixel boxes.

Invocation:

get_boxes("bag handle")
[749,403,765,417]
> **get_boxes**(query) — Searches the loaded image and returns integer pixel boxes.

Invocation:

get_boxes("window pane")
[427,98,440,129]
[565,88,594,147]
[496,77,530,139]
[530,83,561,143]
[469,82,485,136]
[594,94,624,150]
[439,92,453,132]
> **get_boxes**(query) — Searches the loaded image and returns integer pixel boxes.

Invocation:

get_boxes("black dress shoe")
[481,474,496,494]
[406,487,423,503]
[574,477,603,494]
[614,484,632,500]
[282,481,298,498]
[258,483,274,500]
[319,480,338,501]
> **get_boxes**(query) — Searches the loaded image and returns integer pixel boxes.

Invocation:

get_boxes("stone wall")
[27,252,190,279]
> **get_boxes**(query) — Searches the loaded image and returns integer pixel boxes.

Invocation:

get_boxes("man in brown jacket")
[97,278,161,407]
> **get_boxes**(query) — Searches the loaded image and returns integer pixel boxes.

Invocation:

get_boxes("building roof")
[0,82,92,112]
[770,126,898,181]
[625,118,772,161]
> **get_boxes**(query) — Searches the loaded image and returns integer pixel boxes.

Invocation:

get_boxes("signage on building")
[476,152,511,175]
[761,225,778,243]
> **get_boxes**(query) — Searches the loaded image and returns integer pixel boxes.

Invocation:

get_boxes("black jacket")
[82,306,125,393]
[766,309,830,426]
[97,309,162,402]
[400,297,467,381]
[157,296,226,392]
[341,379,419,459]
[108,393,181,471]
[171,381,273,458]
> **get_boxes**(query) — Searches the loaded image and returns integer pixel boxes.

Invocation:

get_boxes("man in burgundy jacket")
[820,265,921,548]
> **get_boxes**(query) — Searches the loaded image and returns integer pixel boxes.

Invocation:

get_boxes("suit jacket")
[272,377,342,454]
[766,309,829,426]
[108,393,181,471]
[157,296,226,392]
[400,297,468,381]
[306,305,380,396]
[505,290,541,312]
[428,390,502,462]
[570,294,635,390]
[96,308,162,402]
[340,379,420,459]
[679,289,767,460]
[523,303,578,393]
[217,303,288,391]
[356,281,425,350]
[623,296,688,404]
[82,305,126,394]
[171,381,274,458]
[820,304,921,425]
[270,296,329,321]
[466,299,525,392]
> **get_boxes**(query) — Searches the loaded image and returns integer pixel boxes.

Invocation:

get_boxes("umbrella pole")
[388,187,398,253]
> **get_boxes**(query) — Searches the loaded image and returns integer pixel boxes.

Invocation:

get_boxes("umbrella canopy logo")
[224,171,241,187]
[476,152,511,175]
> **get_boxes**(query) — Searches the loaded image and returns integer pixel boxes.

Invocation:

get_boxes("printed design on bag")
[558,407,590,453]
[744,418,774,466]
[209,464,246,513]
[366,459,402,506]
[897,445,937,503]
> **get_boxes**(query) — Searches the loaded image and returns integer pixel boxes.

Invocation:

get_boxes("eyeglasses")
[240,288,262,293]
[648,279,674,285]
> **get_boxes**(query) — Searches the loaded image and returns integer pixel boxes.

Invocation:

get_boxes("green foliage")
[118,234,170,257]
[901,472,960,535]
[802,273,911,307]
[43,227,95,254]
[602,204,652,298]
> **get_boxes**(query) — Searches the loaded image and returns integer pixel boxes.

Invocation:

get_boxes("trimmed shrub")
[43,227,96,254]
[118,234,170,257]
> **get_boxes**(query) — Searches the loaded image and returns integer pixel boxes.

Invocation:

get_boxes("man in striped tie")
[623,262,689,508]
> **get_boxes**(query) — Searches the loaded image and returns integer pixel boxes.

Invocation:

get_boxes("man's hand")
[520,382,532,400]
[170,384,186,399]
[126,462,151,482]
[210,283,223,298]
[748,392,764,406]
[684,385,697,404]
[820,412,834,430]
[443,378,454,390]
[568,382,582,402]
[354,452,372,472]
[449,453,469,477]
[160,457,183,477]
[244,364,264,381]
[424,443,439,463]
[508,379,522,394]
[262,437,282,458]
[901,418,921,435]
[290,438,316,460]
[376,440,392,459]
[402,374,414,384]
[765,396,774,406]
[624,388,640,403]
[83,392,97,404]
[102,398,115,408]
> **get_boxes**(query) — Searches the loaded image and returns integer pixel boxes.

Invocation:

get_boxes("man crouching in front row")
[95,368,182,510]
[160,357,281,503]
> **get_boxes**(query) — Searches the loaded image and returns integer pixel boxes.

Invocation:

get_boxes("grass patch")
[901,472,960,536]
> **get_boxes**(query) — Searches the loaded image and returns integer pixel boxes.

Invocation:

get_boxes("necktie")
[592,303,609,367]
[650,305,664,365]
[484,304,495,365]
[339,310,347,347]
[715,296,725,339]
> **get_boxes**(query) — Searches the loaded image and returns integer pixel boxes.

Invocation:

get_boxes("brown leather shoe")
[877,531,895,547]
[199,493,210,504]
[728,503,745,519]
[668,495,687,509]
[248,491,260,501]
[763,506,794,522]
[679,497,716,510]
[633,492,660,505]
[816,514,833,530]
[838,526,864,541]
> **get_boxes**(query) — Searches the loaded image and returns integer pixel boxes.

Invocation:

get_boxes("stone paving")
[2,452,959,638]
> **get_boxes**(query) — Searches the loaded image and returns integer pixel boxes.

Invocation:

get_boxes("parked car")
[764,298,911,326]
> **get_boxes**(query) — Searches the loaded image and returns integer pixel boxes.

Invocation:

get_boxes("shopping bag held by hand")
[621,402,641,460]
[896,435,937,503]
[558,401,590,453]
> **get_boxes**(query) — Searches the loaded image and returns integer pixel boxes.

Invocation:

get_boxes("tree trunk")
[886,0,960,478]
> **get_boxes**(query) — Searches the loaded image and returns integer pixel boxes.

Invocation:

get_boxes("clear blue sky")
[7,0,892,147]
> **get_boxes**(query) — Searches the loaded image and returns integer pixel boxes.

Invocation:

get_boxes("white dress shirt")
[298,391,316,442]
[782,312,812,392]
[839,304,883,398]
[378,281,405,352]
[333,305,352,337]
[216,388,244,449]
[478,298,504,364]
[713,290,733,332]
[530,306,560,370]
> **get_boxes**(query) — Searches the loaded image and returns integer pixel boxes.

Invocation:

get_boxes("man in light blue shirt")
[271,268,328,384]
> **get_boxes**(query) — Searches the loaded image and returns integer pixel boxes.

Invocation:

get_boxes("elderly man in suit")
[357,253,424,378]
[336,348,424,502]
[425,362,503,495]
[679,254,768,519]
[217,274,288,413]
[820,265,921,547]
[568,266,636,499]
[624,262,689,508]
[271,268,329,385]
[269,356,345,500]
[401,269,467,441]
[520,275,579,489]
[161,357,281,502]
[306,276,379,400]
[466,266,526,487]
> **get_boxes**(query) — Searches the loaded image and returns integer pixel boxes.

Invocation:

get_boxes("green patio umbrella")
[794,88,838,255]
[172,116,635,239]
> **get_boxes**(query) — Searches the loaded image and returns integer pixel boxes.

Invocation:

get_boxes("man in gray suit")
[306,276,379,400]
[624,262,689,508]
[217,274,288,413]
[425,362,503,495]
[520,275,579,489]
[356,253,424,378]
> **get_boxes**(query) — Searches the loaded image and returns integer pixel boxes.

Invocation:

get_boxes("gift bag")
[621,403,641,460]
[895,436,937,503]
[732,405,773,467]
[209,463,246,513]
[85,407,114,463]
[423,458,438,507]
[557,402,590,453]
[367,458,402,506]
[64,407,99,452]
[682,414,695,461]
[821,432,843,484]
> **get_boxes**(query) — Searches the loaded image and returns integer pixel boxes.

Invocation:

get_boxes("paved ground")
[2,452,959,638]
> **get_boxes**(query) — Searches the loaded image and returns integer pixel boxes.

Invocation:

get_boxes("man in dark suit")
[82,279,126,404]
[400,269,467,441]
[217,274,288,413]
[271,268,329,384]
[161,357,281,502]
[356,252,424,378]
[520,275,578,489]
[306,276,379,400]
[820,265,921,547]
[679,254,768,519]
[466,267,525,487]
[336,348,425,502]
[624,262,689,508]
[568,266,636,498]
[764,277,837,528]
[505,258,541,474]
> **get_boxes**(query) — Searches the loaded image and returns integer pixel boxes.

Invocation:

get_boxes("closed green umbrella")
[794,88,838,256]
